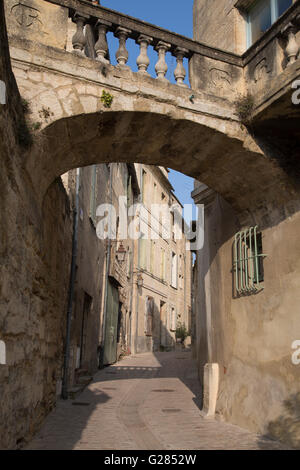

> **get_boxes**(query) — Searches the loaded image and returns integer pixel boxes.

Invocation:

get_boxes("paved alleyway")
[27,351,285,450]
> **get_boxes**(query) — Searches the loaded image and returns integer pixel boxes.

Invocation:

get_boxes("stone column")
[94,19,112,63]
[136,34,153,74]
[174,47,188,86]
[281,22,299,66]
[155,41,171,80]
[115,27,132,67]
[72,12,89,55]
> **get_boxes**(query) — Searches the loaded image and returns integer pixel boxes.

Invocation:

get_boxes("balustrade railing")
[71,9,191,87]
[280,14,300,67]
[34,0,300,101]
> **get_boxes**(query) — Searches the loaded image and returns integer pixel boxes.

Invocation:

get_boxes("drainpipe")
[99,163,113,367]
[134,164,144,353]
[128,211,135,354]
[62,168,80,400]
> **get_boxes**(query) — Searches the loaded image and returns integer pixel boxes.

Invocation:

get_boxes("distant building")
[61,163,139,389]
[61,162,192,390]
[131,165,192,354]
[191,0,299,441]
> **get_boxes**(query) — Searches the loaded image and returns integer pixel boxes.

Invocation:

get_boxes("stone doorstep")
[68,376,93,399]
[77,375,93,385]
[75,368,89,379]
[68,386,84,400]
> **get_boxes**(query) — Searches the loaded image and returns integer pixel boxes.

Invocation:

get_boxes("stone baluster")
[281,23,299,66]
[136,35,153,74]
[95,20,112,63]
[115,27,132,67]
[155,41,171,80]
[72,12,89,55]
[174,47,189,86]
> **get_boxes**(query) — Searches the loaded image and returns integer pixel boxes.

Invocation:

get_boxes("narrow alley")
[1,0,300,451]
[27,351,286,451]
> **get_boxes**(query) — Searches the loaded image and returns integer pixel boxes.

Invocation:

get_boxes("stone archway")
[24,108,299,227]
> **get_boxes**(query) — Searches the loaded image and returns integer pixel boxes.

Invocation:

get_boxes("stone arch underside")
[26,109,299,227]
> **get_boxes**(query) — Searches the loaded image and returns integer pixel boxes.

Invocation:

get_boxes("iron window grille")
[233,226,267,295]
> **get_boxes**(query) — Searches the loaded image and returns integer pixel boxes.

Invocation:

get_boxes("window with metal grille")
[233,226,266,295]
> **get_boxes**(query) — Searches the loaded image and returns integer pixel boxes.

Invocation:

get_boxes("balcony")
[4,0,300,137]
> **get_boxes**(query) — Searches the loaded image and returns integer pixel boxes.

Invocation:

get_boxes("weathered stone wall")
[61,166,108,385]
[214,207,300,448]
[0,2,72,448]
[4,0,69,50]
[193,183,300,448]
[108,163,137,360]
[193,0,247,54]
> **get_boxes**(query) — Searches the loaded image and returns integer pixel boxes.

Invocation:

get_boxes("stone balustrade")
[243,1,300,96]
[70,7,192,86]
[280,14,300,66]
[22,0,244,99]
[7,0,299,114]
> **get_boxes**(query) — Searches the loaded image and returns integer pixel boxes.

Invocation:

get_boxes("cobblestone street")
[27,351,286,450]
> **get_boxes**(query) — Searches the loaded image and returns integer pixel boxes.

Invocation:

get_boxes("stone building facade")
[101,162,140,365]
[59,162,140,392]
[131,165,192,354]
[192,0,300,448]
[0,2,73,447]
[193,0,298,54]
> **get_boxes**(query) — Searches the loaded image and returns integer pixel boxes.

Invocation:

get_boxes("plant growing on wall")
[234,93,255,124]
[101,90,114,108]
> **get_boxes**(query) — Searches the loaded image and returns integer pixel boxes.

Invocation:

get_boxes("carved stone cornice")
[191,183,217,208]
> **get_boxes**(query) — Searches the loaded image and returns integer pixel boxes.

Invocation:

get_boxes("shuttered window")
[171,252,178,289]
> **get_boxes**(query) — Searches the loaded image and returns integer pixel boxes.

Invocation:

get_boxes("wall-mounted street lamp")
[116,242,127,262]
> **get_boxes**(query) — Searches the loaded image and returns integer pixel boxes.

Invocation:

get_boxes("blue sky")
[100,0,196,222]
[100,0,194,37]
